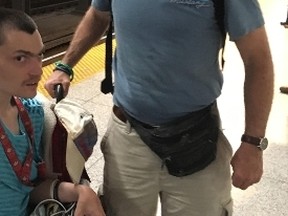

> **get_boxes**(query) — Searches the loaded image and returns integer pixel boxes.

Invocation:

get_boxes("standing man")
[45,0,274,215]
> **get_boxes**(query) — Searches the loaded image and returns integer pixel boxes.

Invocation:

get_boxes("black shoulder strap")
[212,0,226,68]
[101,2,114,94]
[101,0,226,94]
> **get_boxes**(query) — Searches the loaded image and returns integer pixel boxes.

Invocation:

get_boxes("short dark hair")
[0,8,38,45]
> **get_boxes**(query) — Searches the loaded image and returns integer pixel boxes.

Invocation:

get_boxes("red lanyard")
[0,97,42,186]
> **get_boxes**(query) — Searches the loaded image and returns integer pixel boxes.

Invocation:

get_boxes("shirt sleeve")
[225,0,265,41]
[91,0,111,11]
[22,98,45,162]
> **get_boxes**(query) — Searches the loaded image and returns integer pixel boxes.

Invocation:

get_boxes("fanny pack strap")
[122,103,214,137]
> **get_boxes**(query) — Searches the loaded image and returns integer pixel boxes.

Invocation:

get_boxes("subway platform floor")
[37,0,288,215]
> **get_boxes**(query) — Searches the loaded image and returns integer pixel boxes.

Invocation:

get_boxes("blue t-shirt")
[92,0,264,124]
[0,98,44,216]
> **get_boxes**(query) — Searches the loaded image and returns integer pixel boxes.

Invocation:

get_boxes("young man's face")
[0,28,44,98]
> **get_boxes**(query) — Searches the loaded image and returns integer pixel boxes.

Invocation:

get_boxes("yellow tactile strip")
[38,40,116,97]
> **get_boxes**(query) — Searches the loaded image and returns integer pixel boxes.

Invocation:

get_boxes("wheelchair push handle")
[54,83,64,103]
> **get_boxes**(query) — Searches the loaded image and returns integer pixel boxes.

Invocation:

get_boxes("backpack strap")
[101,1,114,94]
[212,0,226,69]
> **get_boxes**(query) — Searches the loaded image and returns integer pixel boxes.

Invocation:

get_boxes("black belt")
[112,105,156,129]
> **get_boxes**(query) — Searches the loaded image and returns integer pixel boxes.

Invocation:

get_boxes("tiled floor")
[38,0,288,215]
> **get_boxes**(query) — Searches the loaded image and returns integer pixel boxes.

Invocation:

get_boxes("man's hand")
[231,143,263,190]
[74,185,106,216]
[44,70,71,98]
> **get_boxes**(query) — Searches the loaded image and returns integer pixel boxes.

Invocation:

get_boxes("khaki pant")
[101,108,233,216]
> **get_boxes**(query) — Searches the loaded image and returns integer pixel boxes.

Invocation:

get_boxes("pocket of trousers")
[222,199,233,216]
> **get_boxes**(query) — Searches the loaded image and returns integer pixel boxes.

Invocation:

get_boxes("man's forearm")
[235,26,274,138]
[62,6,111,67]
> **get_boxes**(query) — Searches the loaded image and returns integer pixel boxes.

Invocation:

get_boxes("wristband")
[54,61,74,81]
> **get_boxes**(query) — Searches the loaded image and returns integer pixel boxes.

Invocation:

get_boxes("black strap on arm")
[101,1,114,94]
[101,19,114,94]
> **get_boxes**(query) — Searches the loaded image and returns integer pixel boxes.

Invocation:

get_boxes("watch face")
[259,138,268,150]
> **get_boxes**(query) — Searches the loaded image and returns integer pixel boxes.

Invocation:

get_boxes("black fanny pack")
[124,103,219,177]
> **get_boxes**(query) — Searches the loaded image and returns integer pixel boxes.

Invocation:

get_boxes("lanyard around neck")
[0,97,34,186]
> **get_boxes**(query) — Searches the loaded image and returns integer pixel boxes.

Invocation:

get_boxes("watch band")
[241,134,261,145]
[241,134,268,151]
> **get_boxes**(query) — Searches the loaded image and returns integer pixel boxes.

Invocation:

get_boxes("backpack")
[40,84,98,184]
[101,0,226,95]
